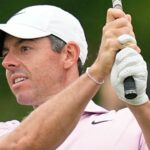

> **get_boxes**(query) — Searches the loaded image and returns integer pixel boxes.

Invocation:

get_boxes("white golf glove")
[111,47,149,105]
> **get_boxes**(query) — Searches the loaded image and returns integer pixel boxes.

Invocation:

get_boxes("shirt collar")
[84,100,108,114]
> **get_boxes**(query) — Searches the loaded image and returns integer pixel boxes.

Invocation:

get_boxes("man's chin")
[16,95,35,106]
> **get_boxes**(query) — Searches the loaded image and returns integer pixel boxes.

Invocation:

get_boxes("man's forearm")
[127,101,150,149]
[0,70,102,150]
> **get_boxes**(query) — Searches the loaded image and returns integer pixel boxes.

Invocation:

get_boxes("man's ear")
[62,41,80,69]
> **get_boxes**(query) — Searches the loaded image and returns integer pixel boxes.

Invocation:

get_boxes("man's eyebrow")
[2,39,35,52]
[15,39,35,45]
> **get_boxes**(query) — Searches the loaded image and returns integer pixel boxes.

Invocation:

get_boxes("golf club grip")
[124,76,137,99]
[112,0,137,99]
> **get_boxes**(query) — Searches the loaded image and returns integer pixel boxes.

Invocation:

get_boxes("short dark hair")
[0,31,5,57]
[48,35,84,75]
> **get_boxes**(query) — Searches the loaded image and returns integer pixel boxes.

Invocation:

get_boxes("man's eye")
[2,50,8,58]
[21,46,31,52]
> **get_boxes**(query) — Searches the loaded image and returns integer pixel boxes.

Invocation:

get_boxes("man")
[0,5,149,150]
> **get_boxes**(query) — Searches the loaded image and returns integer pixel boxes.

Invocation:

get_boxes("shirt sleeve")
[0,120,20,137]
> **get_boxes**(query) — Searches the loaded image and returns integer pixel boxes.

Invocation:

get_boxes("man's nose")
[2,53,19,71]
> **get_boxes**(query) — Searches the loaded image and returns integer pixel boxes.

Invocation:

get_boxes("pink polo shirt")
[0,101,148,150]
[57,101,148,150]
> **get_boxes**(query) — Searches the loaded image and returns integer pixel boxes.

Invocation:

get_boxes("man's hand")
[111,47,149,105]
[93,8,140,80]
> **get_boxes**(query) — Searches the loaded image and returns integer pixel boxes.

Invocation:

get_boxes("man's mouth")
[14,77,27,84]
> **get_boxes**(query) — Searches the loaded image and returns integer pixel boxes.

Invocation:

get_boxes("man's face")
[2,35,65,107]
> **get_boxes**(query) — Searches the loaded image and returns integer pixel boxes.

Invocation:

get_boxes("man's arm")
[0,72,103,150]
[105,8,150,149]
[128,103,150,149]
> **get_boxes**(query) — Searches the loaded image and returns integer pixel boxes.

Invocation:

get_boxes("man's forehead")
[4,35,39,47]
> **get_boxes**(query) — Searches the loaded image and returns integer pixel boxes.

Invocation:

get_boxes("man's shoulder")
[83,105,137,127]
[116,107,134,118]
[85,101,133,118]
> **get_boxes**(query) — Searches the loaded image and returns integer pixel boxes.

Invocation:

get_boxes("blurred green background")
[0,0,150,121]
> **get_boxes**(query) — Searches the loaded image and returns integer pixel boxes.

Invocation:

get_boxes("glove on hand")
[111,47,149,105]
